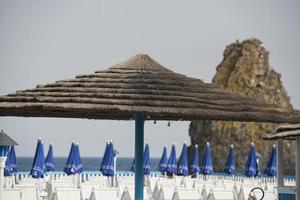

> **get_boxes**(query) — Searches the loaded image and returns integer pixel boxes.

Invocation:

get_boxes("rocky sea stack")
[189,38,295,175]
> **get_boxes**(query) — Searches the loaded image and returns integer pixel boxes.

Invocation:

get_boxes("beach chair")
[51,188,82,200]
[238,186,246,200]
[2,188,23,200]
[172,187,202,200]
[157,185,175,200]
[122,186,152,200]
[47,181,74,200]
[20,185,40,200]
[210,189,235,200]
[120,187,132,200]
[201,185,208,200]
[260,190,276,200]
[89,187,119,200]
[80,183,103,200]
[152,182,161,199]
[207,189,215,200]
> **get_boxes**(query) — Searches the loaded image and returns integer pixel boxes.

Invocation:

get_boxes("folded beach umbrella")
[177,142,188,176]
[30,138,46,178]
[130,144,151,175]
[75,143,83,173]
[264,144,277,177]
[4,146,17,176]
[224,144,235,175]
[158,146,168,172]
[144,143,150,175]
[245,143,259,177]
[45,144,54,171]
[201,142,214,175]
[166,143,177,174]
[189,144,200,174]
[64,142,77,175]
[102,142,115,176]
[100,141,110,171]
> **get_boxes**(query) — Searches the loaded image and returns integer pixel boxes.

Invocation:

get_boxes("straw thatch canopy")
[0,54,299,123]
[0,130,18,146]
[263,124,300,140]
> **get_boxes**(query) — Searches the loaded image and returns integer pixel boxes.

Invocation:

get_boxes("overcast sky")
[0,0,299,157]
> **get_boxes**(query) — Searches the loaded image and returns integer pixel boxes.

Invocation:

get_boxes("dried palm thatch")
[0,54,299,122]
[263,124,300,140]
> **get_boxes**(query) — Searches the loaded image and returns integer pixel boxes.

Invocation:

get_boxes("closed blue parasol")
[166,143,177,174]
[264,144,277,177]
[245,143,259,177]
[130,144,151,175]
[144,144,150,175]
[45,144,54,172]
[158,146,168,172]
[64,142,77,175]
[189,144,200,174]
[4,146,17,176]
[30,138,46,178]
[177,142,188,176]
[224,144,235,175]
[102,142,115,176]
[201,142,214,175]
[100,141,109,171]
[75,143,83,173]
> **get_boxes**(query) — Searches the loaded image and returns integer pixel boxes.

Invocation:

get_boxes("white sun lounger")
[2,188,23,200]
[18,185,40,200]
[89,187,119,200]
[172,187,202,200]
[51,188,82,200]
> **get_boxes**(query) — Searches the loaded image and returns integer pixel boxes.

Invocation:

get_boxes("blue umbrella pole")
[134,113,144,200]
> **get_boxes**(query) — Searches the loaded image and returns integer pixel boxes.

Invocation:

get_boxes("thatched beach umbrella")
[263,124,300,199]
[0,54,300,199]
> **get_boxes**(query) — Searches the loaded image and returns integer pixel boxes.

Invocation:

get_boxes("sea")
[17,157,160,172]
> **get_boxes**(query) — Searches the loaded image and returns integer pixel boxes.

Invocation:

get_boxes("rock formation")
[189,38,295,175]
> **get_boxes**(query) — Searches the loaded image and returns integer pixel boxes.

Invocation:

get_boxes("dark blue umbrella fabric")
[201,142,214,175]
[100,141,109,171]
[45,144,54,172]
[245,143,259,177]
[189,144,200,174]
[130,158,135,172]
[177,142,188,176]
[130,144,151,174]
[224,145,235,175]
[4,146,17,176]
[75,144,83,173]
[158,146,168,172]
[102,142,115,176]
[264,144,277,177]
[30,138,46,178]
[144,144,150,175]
[64,142,78,175]
[166,144,177,174]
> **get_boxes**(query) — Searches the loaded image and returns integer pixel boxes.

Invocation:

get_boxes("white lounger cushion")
[51,188,82,200]
[89,188,119,200]
[21,186,40,200]
[2,188,23,200]
[172,188,201,200]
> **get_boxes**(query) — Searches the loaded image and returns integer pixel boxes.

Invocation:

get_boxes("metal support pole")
[277,139,284,187]
[296,136,300,200]
[134,113,144,200]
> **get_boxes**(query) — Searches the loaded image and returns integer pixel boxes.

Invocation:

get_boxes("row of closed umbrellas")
[4,139,277,178]
[131,142,277,177]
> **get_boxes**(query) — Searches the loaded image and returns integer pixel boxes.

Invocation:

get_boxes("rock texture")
[189,38,295,175]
